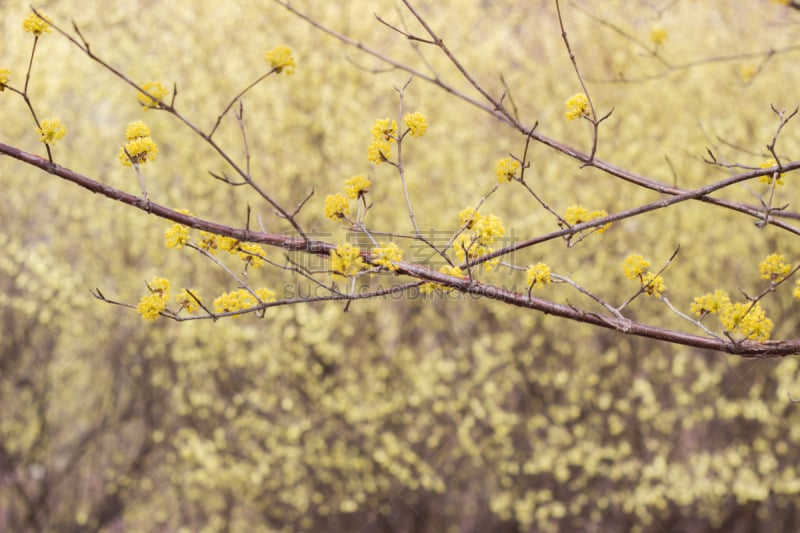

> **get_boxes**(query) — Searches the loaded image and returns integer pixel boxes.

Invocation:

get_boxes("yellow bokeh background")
[2,1,800,531]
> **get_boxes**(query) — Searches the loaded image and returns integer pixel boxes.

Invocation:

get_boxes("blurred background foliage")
[2,1,800,531]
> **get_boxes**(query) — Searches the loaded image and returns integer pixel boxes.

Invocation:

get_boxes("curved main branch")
[2,142,798,357]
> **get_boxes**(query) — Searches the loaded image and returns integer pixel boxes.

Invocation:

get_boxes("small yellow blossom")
[649,27,668,46]
[238,242,266,269]
[148,277,170,294]
[495,157,520,184]
[324,193,350,221]
[265,45,296,75]
[330,243,368,280]
[125,121,151,141]
[218,236,240,252]
[213,290,246,315]
[36,119,66,145]
[641,272,666,297]
[0,69,10,91]
[563,204,611,233]
[565,93,589,120]
[164,209,192,249]
[759,159,784,186]
[371,118,398,141]
[793,280,800,299]
[213,288,275,317]
[119,121,158,166]
[458,207,479,229]
[403,112,428,138]
[137,81,169,110]
[23,12,51,36]
[165,223,190,249]
[368,139,392,164]
[255,287,276,303]
[136,276,170,321]
[137,294,167,321]
[622,254,650,280]
[690,290,731,317]
[454,209,504,272]
[344,175,371,199]
[526,263,551,289]
[176,289,201,313]
[197,231,238,254]
[372,242,403,271]
[771,0,791,5]
[719,301,773,342]
[119,137,159,166]
[759,253,791,283]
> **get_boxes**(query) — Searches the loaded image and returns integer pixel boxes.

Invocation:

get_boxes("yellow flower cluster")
[649,27,668,46]
[525,263,553,289]
[622,254,650,280]
[136,276,203,321]
[136,276,170,321]
[759,159,784,186]
[119,121,158,166]
[622,254,666,297]
[526,263,552,290]
[720,302,773,342]
[265,45,296,75]
[368,118,397,164]
[640,272,666,297]
[455,208,505,271]
[165,224,190,249]
[495,157,520,184]
[237,242,267,269]
[324,193,350,221]
[0,69,10,91]
[403,111,428,138]
[23,12,51,36]
[330,243,368,280]
[213,288,276,316]
[344,175,371,199]
[563,204,611,234]
[165,218,267,271]
[372,242,403,271]
[690,290,731,317]
[164,210,194,249]
[176,289,201,313]
[137,80,169,110]
[564,93,589,120]
[197,230,239,254]
[759,253,791,283]
[691,291,773,341]
[36,119,66,145]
